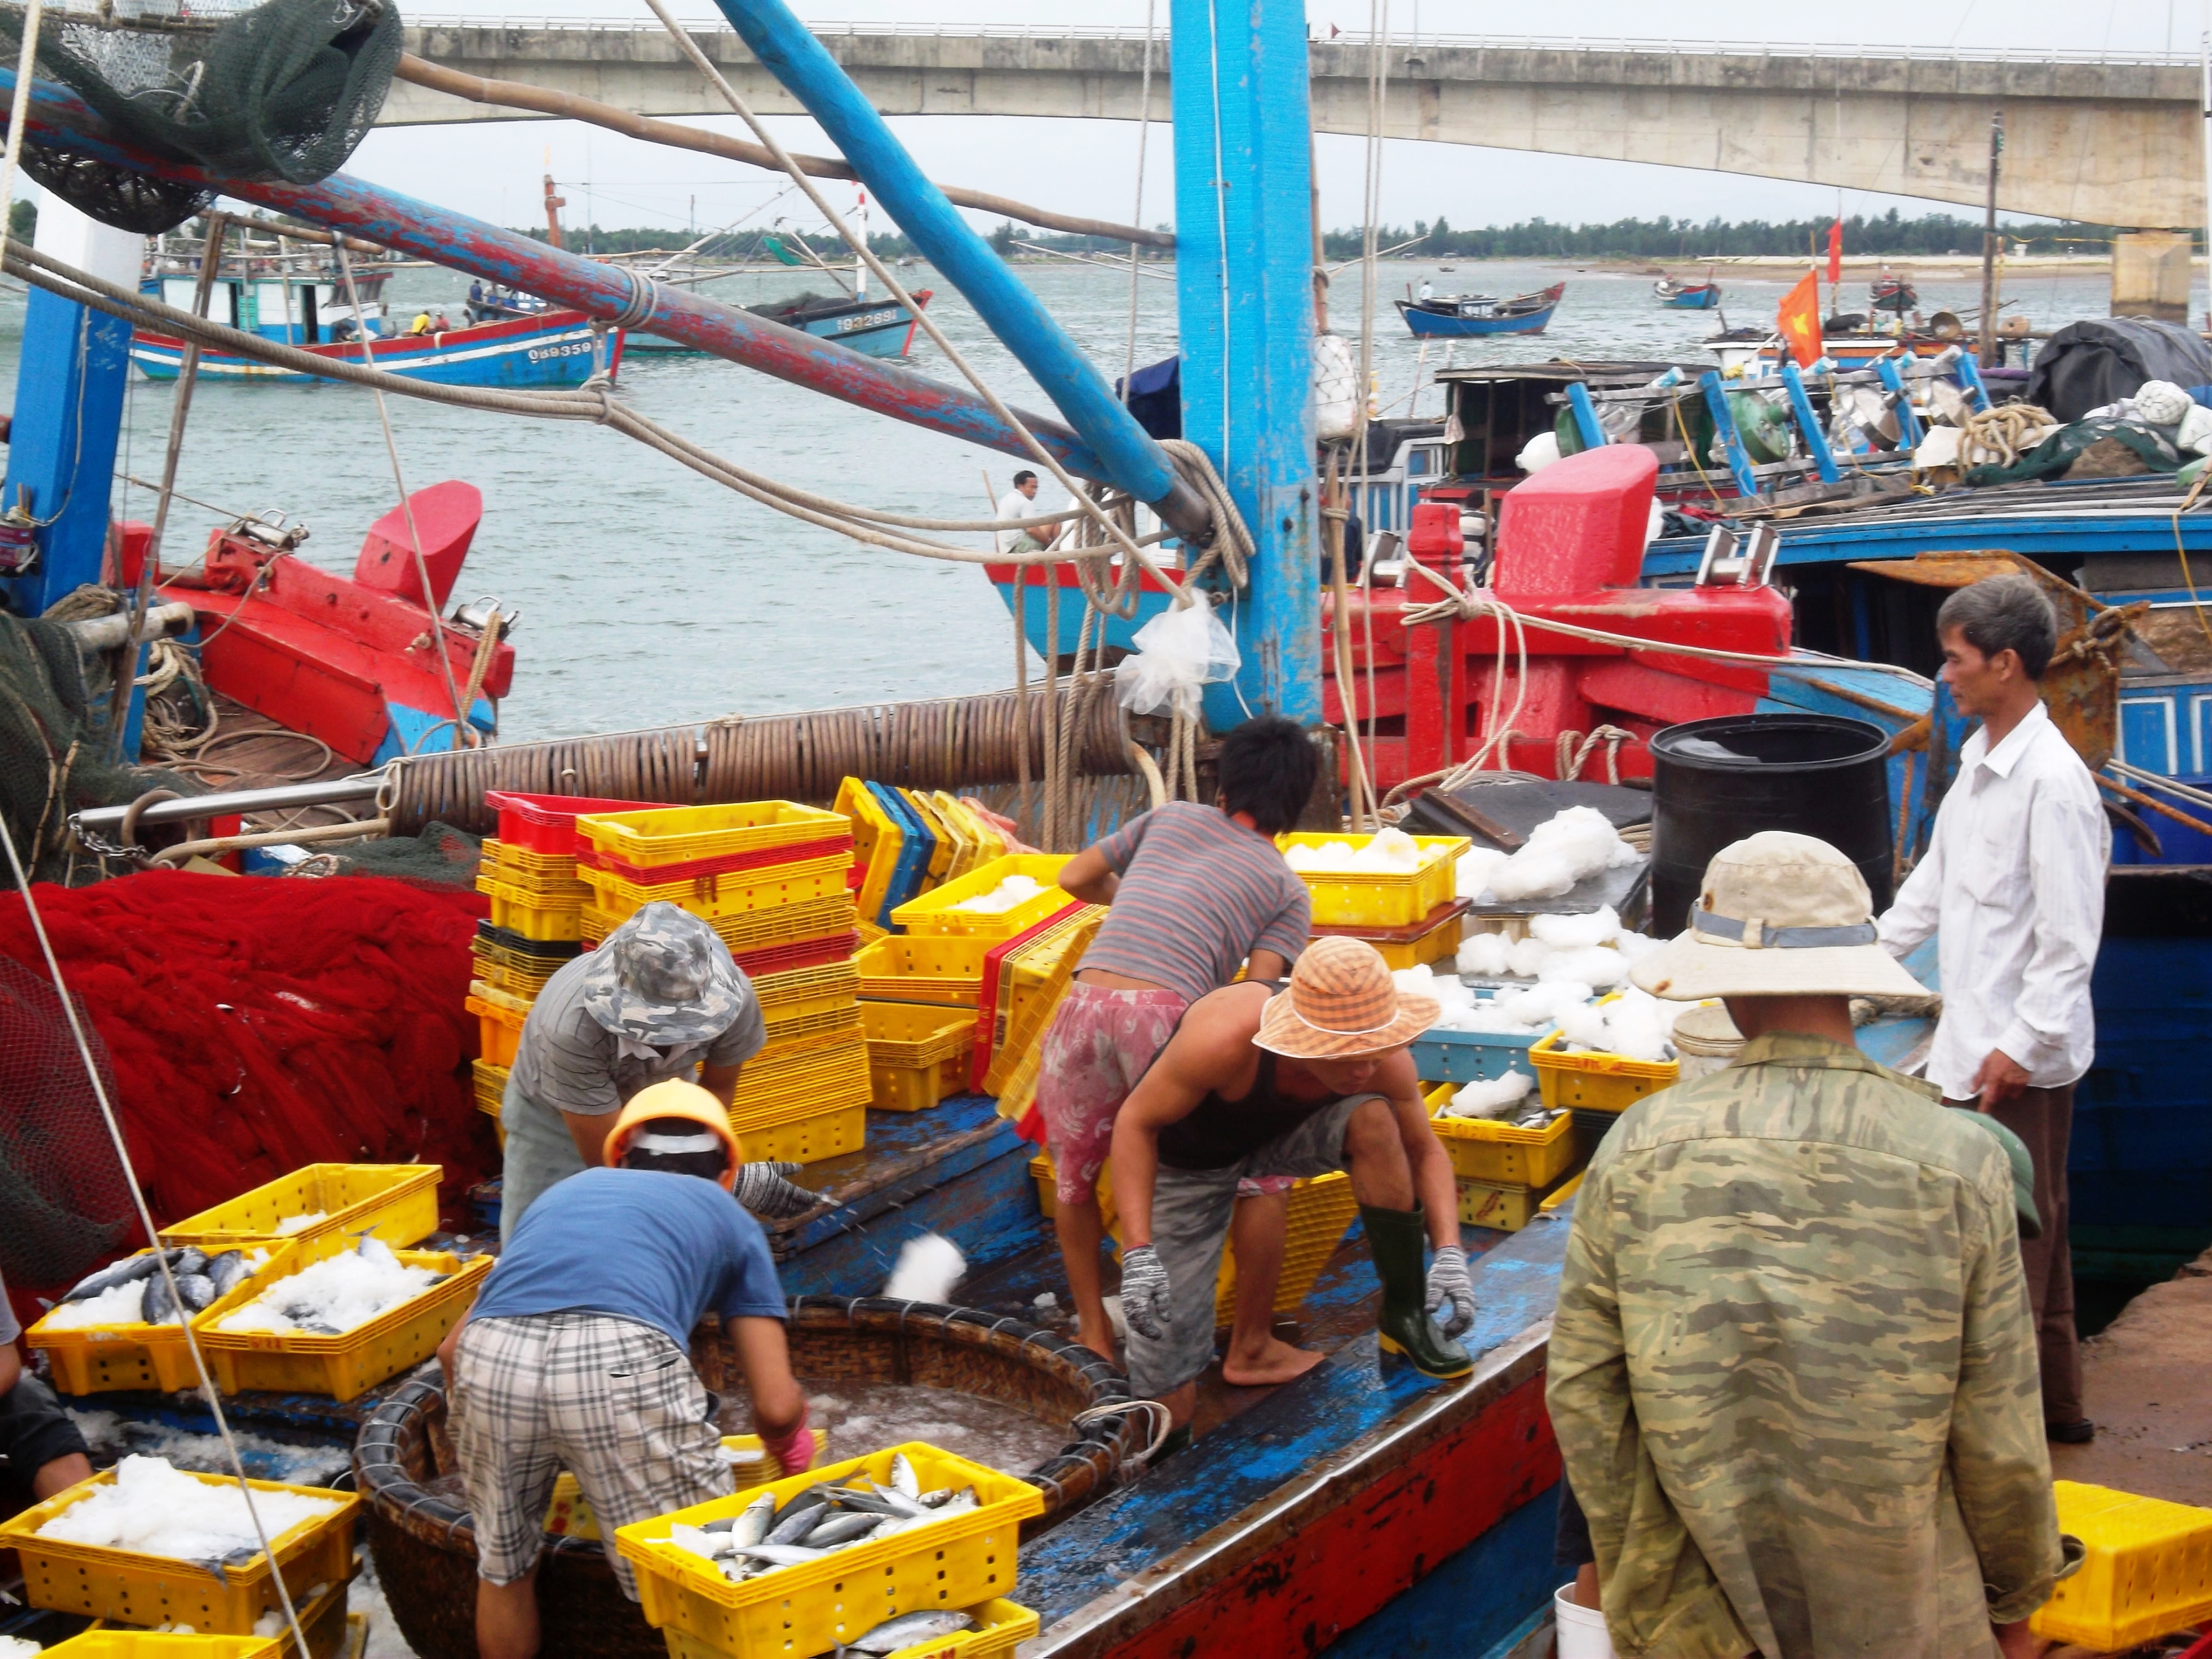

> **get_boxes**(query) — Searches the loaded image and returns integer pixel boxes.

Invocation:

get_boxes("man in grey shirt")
[500,902,807,1238]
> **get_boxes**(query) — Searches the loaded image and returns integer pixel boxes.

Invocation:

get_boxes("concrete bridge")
[389,22,2204,228]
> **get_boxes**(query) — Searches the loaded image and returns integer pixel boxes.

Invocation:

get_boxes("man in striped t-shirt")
[1040,716,1317,1377]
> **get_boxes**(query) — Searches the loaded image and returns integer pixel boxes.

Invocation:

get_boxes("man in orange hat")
[439,1080,810,1659]
[1109,936,1473,1437]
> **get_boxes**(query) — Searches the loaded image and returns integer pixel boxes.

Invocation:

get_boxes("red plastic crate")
[485,790,662,855]
[728,931,863,978]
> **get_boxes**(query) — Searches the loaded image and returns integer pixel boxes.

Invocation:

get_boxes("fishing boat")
[131,308,620,387]
[1871,271,1918,314]
[1394,282,1564,337]
[743,288,932,359]
[1653,275,1722,310]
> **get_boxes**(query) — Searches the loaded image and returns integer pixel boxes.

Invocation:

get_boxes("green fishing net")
[0,0,400,233]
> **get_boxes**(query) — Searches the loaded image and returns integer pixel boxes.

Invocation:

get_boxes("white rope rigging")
[0,811,319,1659]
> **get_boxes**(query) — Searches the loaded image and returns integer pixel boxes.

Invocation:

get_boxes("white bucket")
[1554,1583,1618,1659]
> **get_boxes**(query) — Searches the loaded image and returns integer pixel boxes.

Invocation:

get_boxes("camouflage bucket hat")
[580,902,750,1046]
[1630,831,1928,1002]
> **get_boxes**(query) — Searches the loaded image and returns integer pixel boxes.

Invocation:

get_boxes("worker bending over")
[442,1082,811,1659]
[0,1266,91,1516]
[1041,715,1319,1376]
[1550,833,2073,1659]
[1110,937,1475,1446]
[499,901,810,1237]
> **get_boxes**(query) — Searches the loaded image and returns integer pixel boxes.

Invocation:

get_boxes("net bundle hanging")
[0,0,401,232]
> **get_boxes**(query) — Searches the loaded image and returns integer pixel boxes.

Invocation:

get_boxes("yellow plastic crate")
[466,992,526,1069]
[752,960,862,1016]
[1422,1084,1579,1187]
[862,1001,973,1068]
[662,1598,1039,1659]
[1331,907,1467,971]
[485,886,583,943]
[479,837,580,883]
[160,1164,441,1251]
[614,1443,1042,1659]
[899,790,958,886]
[195,1239,494,1402]
[543,1433,828,1541]
[763,1001,863,1045]
[2031,1481,2212,1651]
[870,1053,971,1113]
[1540,1170,1587,1212]
[469,936,569,997]
[42,1635,283,1659]
[0,1466,359,1631]
[1457,1173,1569,1233]
[728,1036,874,1125]
[472,1060,509,1118]
[28,1244,296,1395]
[576,800,851,868]
[1275,832,1468,928]
[731,1101,865,1166]
[835,776,906,934]
[855,935,992,1008]
[581,895,860,953]
[578,853,854,923]
[1529,1029,1679,1112]
[1029,1154,1057,1220]
[891,854,1073,939]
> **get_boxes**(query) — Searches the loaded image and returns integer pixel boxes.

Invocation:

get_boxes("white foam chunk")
[36,1455,342,1562]
[1487,808,1640,902]
[1286,828,1426,874]
[881,1232,966,1303]
[951,874,1045,914]
[1443,1071,1535,1119]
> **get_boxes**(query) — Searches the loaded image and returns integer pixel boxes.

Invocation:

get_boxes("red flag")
[1778,270,1823,368]
[1827,220,1843,288]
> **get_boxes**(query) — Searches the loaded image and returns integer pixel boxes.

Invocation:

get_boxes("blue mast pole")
[1171,0,1319,724]
[706,0,1212,539]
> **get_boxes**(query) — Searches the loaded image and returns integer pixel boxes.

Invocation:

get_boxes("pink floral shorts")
[1036,980,1295,1206]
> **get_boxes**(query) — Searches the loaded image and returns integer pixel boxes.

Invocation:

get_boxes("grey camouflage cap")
[579,902,750,1046]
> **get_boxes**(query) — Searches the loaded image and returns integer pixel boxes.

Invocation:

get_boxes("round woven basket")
[353,1299,1139,1659]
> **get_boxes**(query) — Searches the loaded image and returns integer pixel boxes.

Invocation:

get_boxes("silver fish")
[173,1248,208,1278]
[205,1251,251,1299]
[802,1511,880,1548]
[174,1273,216,1313]
[141,1271,179,1326]
[728,1491,776,1548]
[764,1500,828,1547]
[874,1486,930,1519]
[889,1453,920,1501]
[724,1543,826,1567]
[935,1488,977,1516]
[61,1251,164,1303]
[847,1610,975,1655]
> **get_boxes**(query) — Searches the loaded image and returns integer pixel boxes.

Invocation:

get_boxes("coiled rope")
[1957,403,2059,471]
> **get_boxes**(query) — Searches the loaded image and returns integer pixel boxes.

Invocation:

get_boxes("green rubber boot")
[1361,1203,1473,1380]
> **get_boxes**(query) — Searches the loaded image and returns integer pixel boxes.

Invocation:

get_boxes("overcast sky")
[320,0,2194,236]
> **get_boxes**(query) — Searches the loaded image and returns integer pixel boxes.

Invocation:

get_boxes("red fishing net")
[0,872,494,1324]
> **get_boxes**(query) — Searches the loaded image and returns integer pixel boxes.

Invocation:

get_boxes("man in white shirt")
[995,470,1062,556]
[1879,572,2106,1444]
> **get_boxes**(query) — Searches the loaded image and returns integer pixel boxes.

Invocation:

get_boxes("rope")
[1157,440,1253,591]
[1321,447,1378,828]
[2167,462,2212,656]
[636,0,1199,599]
[0,808,319,1659]
[335,244,476,749]
[1957,403,2058,470]
[1354,0,1391,479]
[1554,725,1634,784]
[1122,0,1156,399]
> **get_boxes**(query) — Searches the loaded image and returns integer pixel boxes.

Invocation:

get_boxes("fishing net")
[0,953,137,1318]
[0,609,205,888]
[0,871,497,1313]
[293,819,482,885]
[0,0,400,233]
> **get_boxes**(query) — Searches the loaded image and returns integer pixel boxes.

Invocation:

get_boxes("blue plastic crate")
[865,782,935,928]
[1408,1023,1543,1085]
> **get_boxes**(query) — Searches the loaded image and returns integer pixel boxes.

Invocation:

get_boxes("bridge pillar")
[1171,0,1319,727]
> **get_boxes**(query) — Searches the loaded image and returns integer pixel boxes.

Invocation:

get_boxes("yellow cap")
[601,1079,741,1190]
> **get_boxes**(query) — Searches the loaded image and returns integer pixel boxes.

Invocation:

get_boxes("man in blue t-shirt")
[440,1081,806,1659]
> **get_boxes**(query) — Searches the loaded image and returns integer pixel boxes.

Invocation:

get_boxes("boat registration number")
[526,340,592,361]
[836,309,900,333]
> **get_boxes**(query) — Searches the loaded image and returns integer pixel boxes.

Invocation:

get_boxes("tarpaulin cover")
[0,871,493,1329]
[2024,320,2212,422]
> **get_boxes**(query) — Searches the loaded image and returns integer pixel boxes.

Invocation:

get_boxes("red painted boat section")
[353,481,483,610]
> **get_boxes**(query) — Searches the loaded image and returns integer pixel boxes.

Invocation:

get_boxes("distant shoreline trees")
[1318,210,2168,261]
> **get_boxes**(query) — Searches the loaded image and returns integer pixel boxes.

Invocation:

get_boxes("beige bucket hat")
[1630,831,1929,1001]
[1255,936,1441,1059]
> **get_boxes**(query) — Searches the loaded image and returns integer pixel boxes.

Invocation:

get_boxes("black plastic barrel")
[1648,713,1894,937]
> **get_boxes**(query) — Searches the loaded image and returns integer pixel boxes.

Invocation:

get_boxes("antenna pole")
[1976,108,2004,369]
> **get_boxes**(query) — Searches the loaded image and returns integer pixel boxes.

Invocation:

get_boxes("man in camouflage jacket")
[1548,832,2070,1658]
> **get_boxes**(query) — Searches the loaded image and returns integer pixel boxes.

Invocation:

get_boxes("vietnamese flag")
[1778,270,1824,368]
[1827,220,1843,287]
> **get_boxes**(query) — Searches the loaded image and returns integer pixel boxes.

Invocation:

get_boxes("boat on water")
[742,288,932,359]
[1395,282,1564,337]
[132,307,622,387]
[1653,275,1722,310]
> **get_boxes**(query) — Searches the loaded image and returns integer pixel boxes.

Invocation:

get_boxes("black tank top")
[1151,985,1350,1170]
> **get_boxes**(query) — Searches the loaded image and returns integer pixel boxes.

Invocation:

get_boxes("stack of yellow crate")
[469,832,595,1144]
[573,802,868,1165]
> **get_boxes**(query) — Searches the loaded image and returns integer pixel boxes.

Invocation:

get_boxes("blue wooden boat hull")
[1399,301,1557,338]
[128,312,619,387]
[1662,288,1721,309]
[792,298,923,358]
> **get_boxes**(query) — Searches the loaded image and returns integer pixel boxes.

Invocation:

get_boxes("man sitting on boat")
[1549,833,2072,1659]
[994,471,1063,555]
[1039,716,1319,1375]
[497,901,814,1239]
[1110,937,1478,1443]
[439,1081,810,1659]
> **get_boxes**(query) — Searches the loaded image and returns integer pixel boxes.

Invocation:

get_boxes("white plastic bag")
[1114,601,1242,719]
[1313,333,1360,444]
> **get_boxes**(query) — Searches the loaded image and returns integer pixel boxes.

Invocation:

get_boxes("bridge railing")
[399,16,2201,67]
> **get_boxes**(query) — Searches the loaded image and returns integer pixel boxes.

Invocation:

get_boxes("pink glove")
[760,1402,813,1478]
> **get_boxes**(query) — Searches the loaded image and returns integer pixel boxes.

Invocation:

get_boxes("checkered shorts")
[450,1312,732,1596]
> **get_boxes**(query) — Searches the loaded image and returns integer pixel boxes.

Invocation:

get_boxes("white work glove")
[1119,1245,1173,1340]
[733,1161,816,1220]
[1425,1245,1475,1340]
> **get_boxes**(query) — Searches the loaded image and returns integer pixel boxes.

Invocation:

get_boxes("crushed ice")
[1284,827,1425,874]
[36,1454,342,1561]
[216,1239,437,1336]
[951,874,1045,914]
[272,1212,329,1237]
